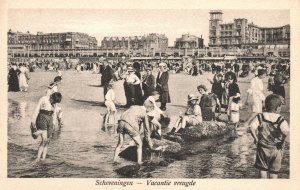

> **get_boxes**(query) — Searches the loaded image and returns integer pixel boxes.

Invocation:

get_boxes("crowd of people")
[97,57,290,178]
[7,56,290,178]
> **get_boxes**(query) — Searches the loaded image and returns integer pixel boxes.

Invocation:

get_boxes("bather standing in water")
[31,92,62,162]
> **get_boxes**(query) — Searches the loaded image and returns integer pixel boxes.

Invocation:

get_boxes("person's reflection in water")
[9,101,27,120]
[19,101,27,119]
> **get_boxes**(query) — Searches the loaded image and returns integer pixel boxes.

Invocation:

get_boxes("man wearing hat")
[124,66,141,107]
[156,62,171,111]
[142,65,156,100]
[133,62,143,105]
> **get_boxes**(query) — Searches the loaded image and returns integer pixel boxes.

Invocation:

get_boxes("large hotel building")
[7,29,98,51]
[208,10,290,48]
[101,33,168,51]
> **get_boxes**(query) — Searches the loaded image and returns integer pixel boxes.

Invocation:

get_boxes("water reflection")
[8,100,28,121]
[7,99,289,178]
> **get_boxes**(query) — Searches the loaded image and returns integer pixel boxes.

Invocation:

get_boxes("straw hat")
[159,62,167,67]
[127,67,134,72]
[188,93,199,102]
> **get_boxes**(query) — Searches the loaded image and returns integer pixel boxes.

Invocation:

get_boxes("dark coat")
[142,74,156,98]
[228,83,240,98]
[156,71,169,92]
[8,68,20,92]
[134,71,143,105]
[102,65,114,96]
[156,71,171,103]
[102,65,114,86]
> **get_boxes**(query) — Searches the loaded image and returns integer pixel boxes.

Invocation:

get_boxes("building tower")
[209,10,223,47]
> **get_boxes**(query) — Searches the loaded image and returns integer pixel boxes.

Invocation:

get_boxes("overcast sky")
[8,9,289,46]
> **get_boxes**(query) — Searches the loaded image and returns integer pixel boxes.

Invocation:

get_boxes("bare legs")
[113,133,124,162]
[113,133,143,164]
[103,111,110,131]
[259,170,278,179]
[103,110,116,131]
[243,112,257,128]
[132,136,143,164]
[36,131,49,162]
[169,116,188,133]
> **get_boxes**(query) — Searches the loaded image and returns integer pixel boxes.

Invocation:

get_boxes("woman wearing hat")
[168,93,202,135]
[209,72,223,112]
[8,63,21,92]
[243,69,266,126]
[133,62,144,105]
[19,63,30,92]
[197,84,220,121]
[142,65,156,100]
[156,62,171,111]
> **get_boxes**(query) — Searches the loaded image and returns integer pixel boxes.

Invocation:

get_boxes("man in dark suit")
[142,66,156,100]
[156,62,171,111]
[101,61,114,98]
[233,62,240,77]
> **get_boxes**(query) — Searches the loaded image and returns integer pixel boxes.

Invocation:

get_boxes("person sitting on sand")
[167,94,202,135]
[31,92,62,162]
[113,101,157,164]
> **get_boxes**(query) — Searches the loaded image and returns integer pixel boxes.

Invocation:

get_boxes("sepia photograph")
[1,0,300,189]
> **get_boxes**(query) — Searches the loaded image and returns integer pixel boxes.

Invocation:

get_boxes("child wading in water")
[46,76,62,96]
[228,93,243,128]
[168,94,202,135]
[249,94,289,178]
[46,76,63,129]
[113,101,157,164]
[145,91,165,139]
[31,92,62,162]
[103,82,117,131]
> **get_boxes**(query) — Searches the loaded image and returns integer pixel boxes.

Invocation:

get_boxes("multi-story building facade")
[208,10,290,49]
[101,33,168,51]
[174,34,204,49]
[7,29,98,50]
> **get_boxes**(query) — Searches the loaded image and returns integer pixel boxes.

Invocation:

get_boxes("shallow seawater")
[7,97,289,178]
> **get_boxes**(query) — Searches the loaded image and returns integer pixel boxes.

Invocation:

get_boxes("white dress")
[93,63,97,73]
[105,89,116,112]
[19,66,29,90]
[230,102,241,123]
[247,77,265,113]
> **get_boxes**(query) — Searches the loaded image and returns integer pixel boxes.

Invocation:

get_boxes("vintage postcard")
[1,0,300,190]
